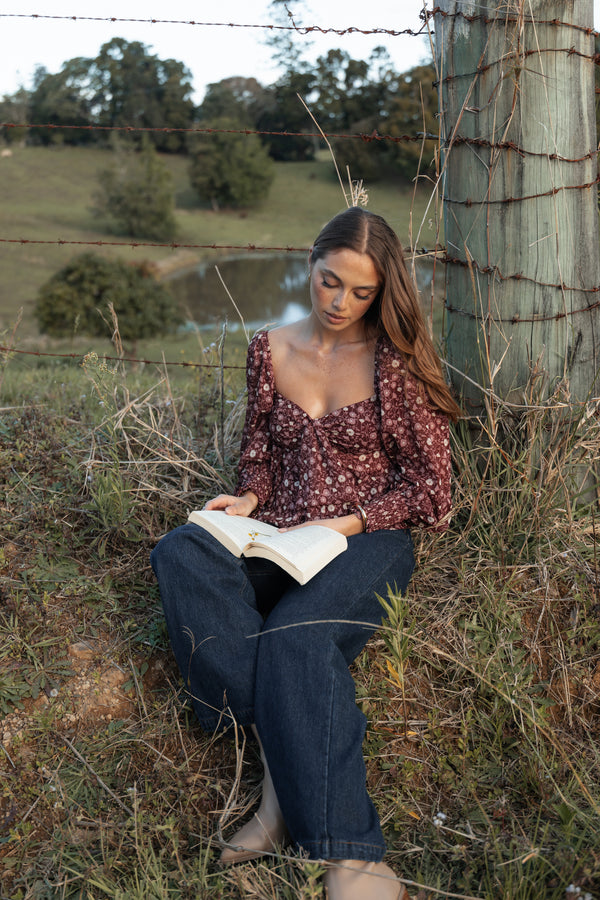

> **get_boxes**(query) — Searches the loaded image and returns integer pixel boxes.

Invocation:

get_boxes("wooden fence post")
[434,0,600,408]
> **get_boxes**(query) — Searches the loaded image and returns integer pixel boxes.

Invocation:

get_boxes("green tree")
[93,138,177,241]
[35,253,181,347]
[188,118,275,209]
[386,64,438,180]
[92,38,195,152]
[257,72,317,161]
[29,62,94,145]
[199,77,268,127]
[0,88,30,145]
[257,0,316,160]
[26,40,194,151]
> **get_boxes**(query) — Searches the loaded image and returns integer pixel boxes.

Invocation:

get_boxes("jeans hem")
[192,705,255,733]
[295,838,386,862]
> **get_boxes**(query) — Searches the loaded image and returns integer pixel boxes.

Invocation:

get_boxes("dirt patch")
[1,639,170,747]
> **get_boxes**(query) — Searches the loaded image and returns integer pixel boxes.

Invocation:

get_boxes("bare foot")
[324,859,413,900]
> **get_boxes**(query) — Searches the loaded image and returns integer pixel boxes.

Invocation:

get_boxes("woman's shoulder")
[376,334,410,376]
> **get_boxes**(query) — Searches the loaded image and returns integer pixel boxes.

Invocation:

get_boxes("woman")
[151,208,459,899]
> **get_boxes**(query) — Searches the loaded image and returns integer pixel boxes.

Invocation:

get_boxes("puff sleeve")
[235,331,275,510]
[364,340,452,533]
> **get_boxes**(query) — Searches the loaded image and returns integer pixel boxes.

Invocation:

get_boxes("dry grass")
[1,334,599,899]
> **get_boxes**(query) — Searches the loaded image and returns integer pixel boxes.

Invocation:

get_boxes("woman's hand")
[204,492,258,517]
[279,513,363,537]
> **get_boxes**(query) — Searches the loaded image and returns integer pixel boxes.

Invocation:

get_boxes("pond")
[167,253,435,332]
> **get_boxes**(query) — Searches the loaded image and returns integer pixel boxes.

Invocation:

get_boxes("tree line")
[0,33,437,183]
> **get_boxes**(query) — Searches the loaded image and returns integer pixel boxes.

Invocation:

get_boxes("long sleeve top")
[235,330,452,533]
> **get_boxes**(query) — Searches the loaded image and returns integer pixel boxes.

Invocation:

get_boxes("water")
[167,253,435,332]
[167,254,310,332]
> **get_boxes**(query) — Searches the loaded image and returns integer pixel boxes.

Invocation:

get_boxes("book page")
[188,510,279,555]
[249,525,347,583]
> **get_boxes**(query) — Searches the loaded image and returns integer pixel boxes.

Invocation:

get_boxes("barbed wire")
[0,238,309,252]
[0,121,429,146]
[428,6,599,38]
[0,12,428,38]
[1,9,597,39]
[0,345,245,370]
[445,299,600,325]
[445,135,598,163]
[4,121,598,165]
[433,47,600,88]
[442,174,600,207]
[443,255,600,299]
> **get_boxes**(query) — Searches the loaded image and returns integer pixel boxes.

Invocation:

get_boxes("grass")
[1,322,600,899]
[1,144,598,899]
[0,145,437,338]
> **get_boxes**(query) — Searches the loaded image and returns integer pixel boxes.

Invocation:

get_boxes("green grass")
[1,336,599,899]
[0,145,437,338]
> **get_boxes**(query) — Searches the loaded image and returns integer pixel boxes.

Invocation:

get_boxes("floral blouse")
[235,330,452,533]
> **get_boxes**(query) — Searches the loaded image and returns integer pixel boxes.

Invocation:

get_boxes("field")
[0,145,437,341]
[1,147,599,899]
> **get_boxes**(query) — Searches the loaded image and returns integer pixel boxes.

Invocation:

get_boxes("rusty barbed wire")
[445,300,600,325]
[428,6,599,39]
[4,121,598,165]
[445,135,598,163]
[0,120,429,146]
[0,12,428,37]
[442,174,600,207]
[433,47,600,88]
[443,255,600,299]
[0,238,310,252]
[2,9,595,39]
[0,345,245,370]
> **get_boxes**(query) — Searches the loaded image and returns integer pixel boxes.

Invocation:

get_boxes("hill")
[0,145,437,339]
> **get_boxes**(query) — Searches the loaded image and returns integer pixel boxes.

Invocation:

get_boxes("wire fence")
[1,5,599,372]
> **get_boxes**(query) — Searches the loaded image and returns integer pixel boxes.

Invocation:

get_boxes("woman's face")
[309,248,380,336]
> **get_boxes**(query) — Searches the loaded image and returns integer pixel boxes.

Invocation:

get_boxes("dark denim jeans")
[150,522,415,861]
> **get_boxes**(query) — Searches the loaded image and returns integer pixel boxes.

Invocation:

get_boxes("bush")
[188,118,274,209]
[35,253,181,344]
[94,139,177,241]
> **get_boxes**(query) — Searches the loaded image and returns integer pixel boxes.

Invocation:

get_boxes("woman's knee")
[151,522,217,578]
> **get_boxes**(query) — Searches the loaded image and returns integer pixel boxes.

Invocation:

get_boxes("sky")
[0,1,435,103]
[1,1,598,104]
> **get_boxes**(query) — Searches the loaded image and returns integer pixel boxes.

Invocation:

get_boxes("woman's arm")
[364,362,452,532]
[234,333,275,511]
[280,512,365,537]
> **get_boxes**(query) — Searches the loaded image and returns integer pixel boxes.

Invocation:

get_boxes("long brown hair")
[311,208,460,421]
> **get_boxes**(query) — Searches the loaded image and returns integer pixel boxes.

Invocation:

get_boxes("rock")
[68,642,97,661]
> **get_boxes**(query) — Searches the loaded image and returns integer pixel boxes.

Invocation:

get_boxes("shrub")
[35,253,181,345]
[188,117,274,209]
[94,138,177,241]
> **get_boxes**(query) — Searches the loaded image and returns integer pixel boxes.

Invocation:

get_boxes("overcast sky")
[0,1,440,102]
[1,2,598,104]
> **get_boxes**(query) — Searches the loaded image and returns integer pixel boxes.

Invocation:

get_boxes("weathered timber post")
[434,0,600,408]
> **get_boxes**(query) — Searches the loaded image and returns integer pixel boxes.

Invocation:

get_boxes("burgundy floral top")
[235,331,452,533]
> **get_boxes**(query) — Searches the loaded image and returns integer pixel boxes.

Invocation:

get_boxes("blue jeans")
[150,522,415,861]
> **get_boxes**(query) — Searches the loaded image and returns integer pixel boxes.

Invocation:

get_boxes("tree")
[92,39,195,152]
[435,0,600,406]
[29,62,94,145]
[188,118,275,209]
[25,40,195,152]
[0,88,30,145]
[258,0,316,161]
[35,253,181,346]
[199,77,269,127]
[93,138,177,241]
[385,64,438,180]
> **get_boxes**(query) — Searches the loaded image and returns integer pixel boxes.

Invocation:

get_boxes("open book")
[187,509,348,585]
